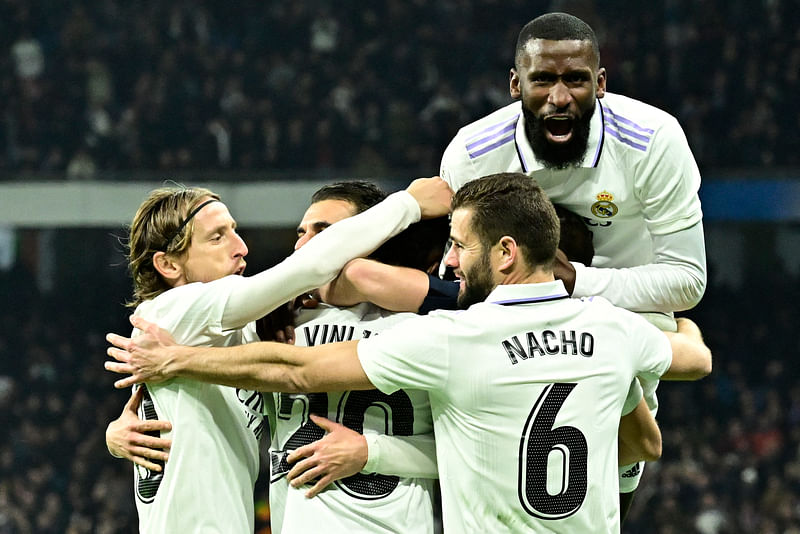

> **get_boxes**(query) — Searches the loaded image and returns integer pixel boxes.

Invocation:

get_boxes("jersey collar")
[514,98,605,173]
[487,280,570,306]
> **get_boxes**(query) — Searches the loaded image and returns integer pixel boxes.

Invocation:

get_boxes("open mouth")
[234,265,246,275]
[544,116,574,141]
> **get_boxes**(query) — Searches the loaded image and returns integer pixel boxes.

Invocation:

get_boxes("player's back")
[439,293,668,532]
[270,302,436,534]
[360,282,671,533]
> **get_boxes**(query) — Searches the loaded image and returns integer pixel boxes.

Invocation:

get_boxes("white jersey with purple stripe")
[440,93,703,271]
[357,281,673,533]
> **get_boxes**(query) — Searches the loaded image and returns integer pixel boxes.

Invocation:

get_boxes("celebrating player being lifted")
[107,173,712,533]
[438,12,707,516]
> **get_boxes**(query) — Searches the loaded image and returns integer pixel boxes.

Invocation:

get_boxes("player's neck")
[502,267,554,286]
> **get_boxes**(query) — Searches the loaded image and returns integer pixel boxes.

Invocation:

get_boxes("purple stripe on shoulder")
[604,127,647,151]
[468,132,515,159]
[603,108,655,134]
[607,121,651,143]
[466,121,516,151]
[466,114,520,144]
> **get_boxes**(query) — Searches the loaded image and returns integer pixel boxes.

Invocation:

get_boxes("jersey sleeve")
[621,378,643,416]
[571,221,707,312]
[625,311,673,380]
[362,432,438,478]
[219,191,421,329]
[439,132,477,192]
[135,277,241,344]
[634,115,703,236]
[418,275,459,315]
[357,314,450,394]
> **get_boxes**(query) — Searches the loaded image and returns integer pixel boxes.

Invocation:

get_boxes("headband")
[163,199,219,251]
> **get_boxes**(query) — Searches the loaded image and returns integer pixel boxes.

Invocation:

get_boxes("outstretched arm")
[107,316,373,392]
[220,177,453,330]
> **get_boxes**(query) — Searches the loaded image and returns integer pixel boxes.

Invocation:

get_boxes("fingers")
[104,367,142,389]
[303,475,334,499]
[308,414,338,431]
[128,443,170,463]
[104,360,136,375]
[130,455,166,472]
[123,386,144,410]
[106,333,133,351]
[286,443,314,465]
[129,314,156,332]
[289,463,330,492]
[286,454,316,481]
[106,346,132,364]
[285,326,296,345]
[134,420,173,435]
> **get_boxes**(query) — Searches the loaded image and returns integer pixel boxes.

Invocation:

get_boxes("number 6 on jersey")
[518,383,588,519]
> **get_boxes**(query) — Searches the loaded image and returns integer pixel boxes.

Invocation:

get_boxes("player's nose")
[233,232,248,257]
[444,244,459,268]
[548,81,572,109]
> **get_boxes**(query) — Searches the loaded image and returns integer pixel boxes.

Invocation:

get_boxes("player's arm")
[221,177,453,329]
[661,316,712,380]
[569,116,706,312]
[618,397,661,466]
[362,432,437,477]
[106,316,373,392]
[320,258,431,312]
[284,418,438,498]
[106,387,172,471]
[567,222,706,312]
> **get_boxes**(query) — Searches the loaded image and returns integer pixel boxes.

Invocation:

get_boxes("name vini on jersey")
[302,323,375,346]
[501,329,594,364]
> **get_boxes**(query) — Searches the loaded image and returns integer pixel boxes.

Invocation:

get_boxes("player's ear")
[510,68,521,99]
[496,236,517,272]
[153,251,183,284]
[596,67,607,99]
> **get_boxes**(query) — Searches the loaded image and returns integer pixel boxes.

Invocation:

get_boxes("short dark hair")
[452,173,560,269]
[311,181,386,214]
[554,204,594,266]
[311,180,448,272]
[371,216,450,272]
[515,12,600,69]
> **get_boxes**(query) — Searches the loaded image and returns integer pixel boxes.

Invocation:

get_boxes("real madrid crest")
[590,191,618,218]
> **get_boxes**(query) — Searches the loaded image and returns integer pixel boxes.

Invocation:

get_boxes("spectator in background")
[1,0,796,175]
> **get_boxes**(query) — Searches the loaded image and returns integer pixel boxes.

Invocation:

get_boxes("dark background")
[1,1,798,532]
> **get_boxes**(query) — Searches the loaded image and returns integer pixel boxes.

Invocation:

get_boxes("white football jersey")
[270,302,435,534]
[358,281,672,533]
[133,276,265,534]
[440,93,703,273]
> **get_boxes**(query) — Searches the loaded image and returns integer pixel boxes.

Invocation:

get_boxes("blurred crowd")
[0,234,799,533]
[3,0,800,532]
[1,0,798,179]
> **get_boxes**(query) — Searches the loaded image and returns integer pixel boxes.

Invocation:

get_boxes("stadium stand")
[1,0,799,532]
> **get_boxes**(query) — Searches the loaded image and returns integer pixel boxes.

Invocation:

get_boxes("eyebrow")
[297,220,333,234]
[203,221,234,238]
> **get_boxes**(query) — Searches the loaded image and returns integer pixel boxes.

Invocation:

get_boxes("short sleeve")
[358,313,451,394]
